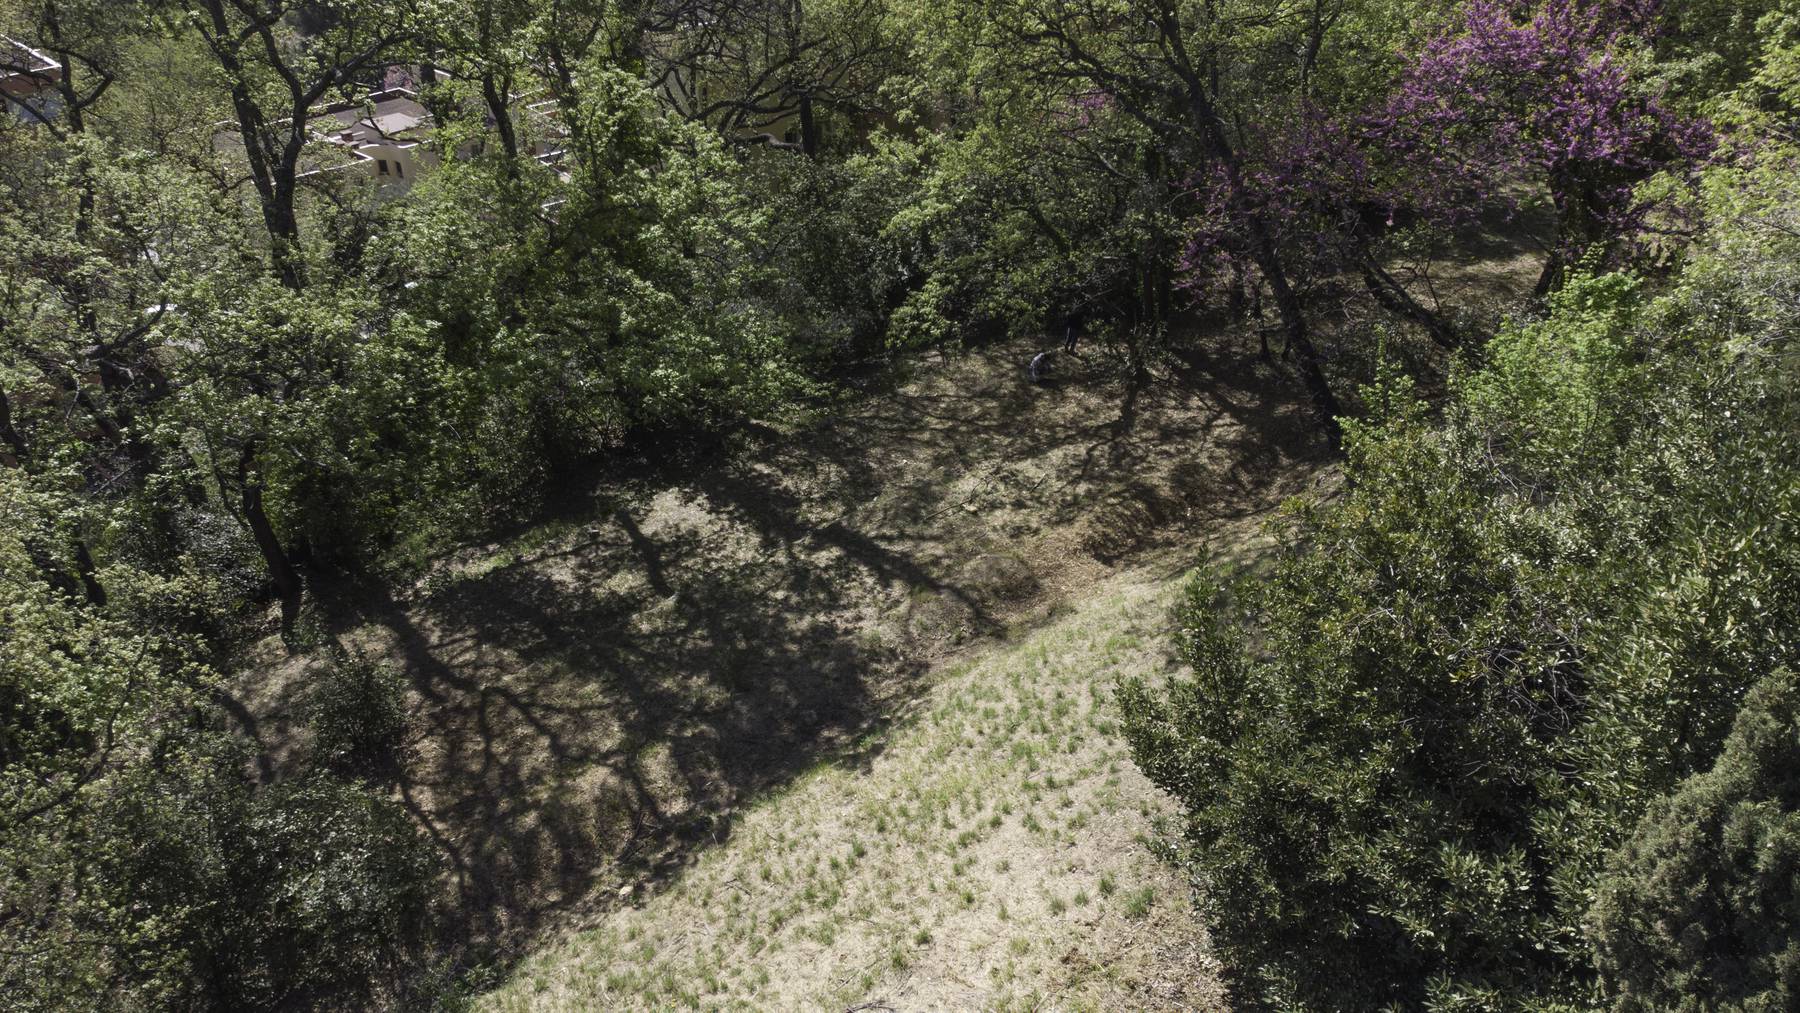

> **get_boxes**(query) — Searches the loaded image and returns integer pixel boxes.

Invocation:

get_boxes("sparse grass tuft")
[1123,886,1156,920]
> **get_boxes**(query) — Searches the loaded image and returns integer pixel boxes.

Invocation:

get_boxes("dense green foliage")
[0,482,440,1007]
[1591,669,1800,1011]
[6,0,1800,1007]
[1121,136,1800,1013]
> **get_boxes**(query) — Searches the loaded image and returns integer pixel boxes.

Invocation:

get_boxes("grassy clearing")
[483,576,1225,1011]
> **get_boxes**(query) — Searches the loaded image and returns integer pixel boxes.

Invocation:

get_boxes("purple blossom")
[1178,107,1375,290]
[1369,0,1713,264]
[1178,0,1714,301]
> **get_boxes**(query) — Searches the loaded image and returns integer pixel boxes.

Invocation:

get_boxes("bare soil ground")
[238,327,1335,986]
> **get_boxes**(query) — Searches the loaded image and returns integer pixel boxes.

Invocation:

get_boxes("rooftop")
[0,34,60,82]
[321,88,430,148]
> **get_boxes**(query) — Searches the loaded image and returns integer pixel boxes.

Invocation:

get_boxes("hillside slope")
[240,335,1332,1001]
[484,574,1224,1011]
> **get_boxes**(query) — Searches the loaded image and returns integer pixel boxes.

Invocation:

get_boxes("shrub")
[13,736,438,1011]
[219,775,437,1010]
[1590,669,1800,1011]
[307,654,410,780]
[1121,252,1800,1008]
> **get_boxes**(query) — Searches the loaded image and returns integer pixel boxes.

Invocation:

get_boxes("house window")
[394,161,403,179]
[377,158,389,175]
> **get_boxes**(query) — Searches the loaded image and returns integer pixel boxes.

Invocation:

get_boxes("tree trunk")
[798,91,818,158]
[25,542,83,601]
[1162,33,1343,447]
[73,539,107,608]
[1534,252,1564,298]
[44,9,105,337]
[544,39,589,160]
[0,388,28,464]
[238,444,303,636]
[617,0,649,70]
[200,0,306,290]
[1255,241,1342,449]
[483,69,520,164]
[1362,261,1460,349]
[265,161,306,290]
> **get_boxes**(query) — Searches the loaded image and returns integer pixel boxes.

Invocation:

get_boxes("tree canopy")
[4,0,1797,1007]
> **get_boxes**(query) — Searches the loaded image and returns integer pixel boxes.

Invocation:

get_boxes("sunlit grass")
[480,579,1209,1011]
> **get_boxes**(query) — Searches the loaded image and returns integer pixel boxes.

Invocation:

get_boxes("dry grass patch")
[483,577,1225,1011]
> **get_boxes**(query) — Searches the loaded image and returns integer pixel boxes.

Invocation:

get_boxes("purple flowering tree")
[1370,0,1714,293]
[1176,106,1441,347]
[1177,0,1712,355]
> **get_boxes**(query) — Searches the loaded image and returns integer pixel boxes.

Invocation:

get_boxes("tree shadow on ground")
[351,499,924,962]
[280,332,1328,974]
